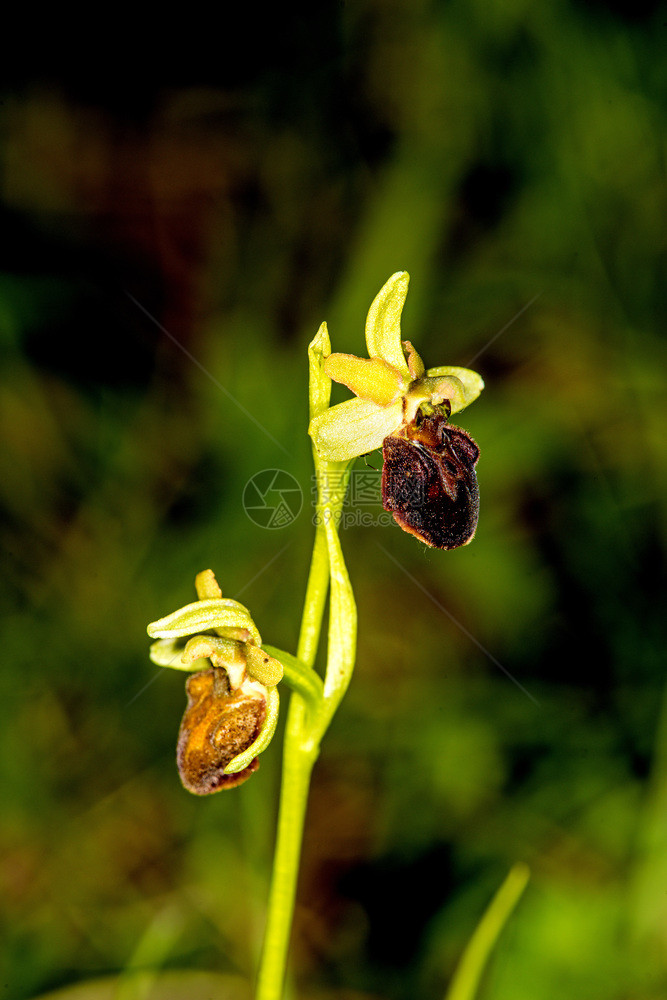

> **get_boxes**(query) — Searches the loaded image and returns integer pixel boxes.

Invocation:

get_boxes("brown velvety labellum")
[177,668,266,794]
[382,406,480,549]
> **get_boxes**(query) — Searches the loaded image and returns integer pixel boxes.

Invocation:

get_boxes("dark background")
[1,2,666,998]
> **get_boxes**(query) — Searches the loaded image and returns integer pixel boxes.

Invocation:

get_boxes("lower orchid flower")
[147,570,282,793]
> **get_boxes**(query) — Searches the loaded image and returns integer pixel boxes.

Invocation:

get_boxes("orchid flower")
[308,272,484,462]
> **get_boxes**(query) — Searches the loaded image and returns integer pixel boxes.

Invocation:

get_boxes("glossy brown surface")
[176,668,266,794]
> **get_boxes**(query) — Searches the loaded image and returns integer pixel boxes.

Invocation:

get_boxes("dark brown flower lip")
[381,405,480,550]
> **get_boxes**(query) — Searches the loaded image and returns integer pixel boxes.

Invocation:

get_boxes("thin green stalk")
[255,709,318,1000]
[256,320,358,1000]
[255,524,332,1000]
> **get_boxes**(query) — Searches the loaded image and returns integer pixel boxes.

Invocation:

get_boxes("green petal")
[308,321,332,421]
[149,638,207,671]
[425,366,485,413]
[245,644,284,686]
[147,598,262,646]
[403,340,425,379]
[324,354,406,406]
[309,397,403,462]
[365,272,411,377]
[182,635,246,669]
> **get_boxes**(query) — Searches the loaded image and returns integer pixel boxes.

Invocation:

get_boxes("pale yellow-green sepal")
[425,365,485,413]
[147,598,262,646]
[309,396,403,462]
[364,271,411,378]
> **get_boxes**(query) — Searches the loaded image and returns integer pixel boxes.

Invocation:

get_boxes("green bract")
[308,272,484,463]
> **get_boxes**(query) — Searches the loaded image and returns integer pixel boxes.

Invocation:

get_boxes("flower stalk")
[146,271,485,999]
[256,320,357,1000]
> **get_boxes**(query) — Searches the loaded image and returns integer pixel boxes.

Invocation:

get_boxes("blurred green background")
[1,2,666,998]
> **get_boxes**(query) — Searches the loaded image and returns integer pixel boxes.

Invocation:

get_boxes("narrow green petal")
[403,340,425,379]
[308,321,332,421]
[309,397,403,462]
[194,569,223,600]
[182,635,246,669]
[147,598,261,646]
[224,686,280,773]
[365,272,411,377]
[425,365,485,413]
[245,644,284,686]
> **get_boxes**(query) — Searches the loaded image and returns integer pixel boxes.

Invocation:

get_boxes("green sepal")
[365,271,411,377]
[424,365,485,413]
[309,396,403,462]
[224,686,280,774]
[308,322,332,421]
[147,598,262,646]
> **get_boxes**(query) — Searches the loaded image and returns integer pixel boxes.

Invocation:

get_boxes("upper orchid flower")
[308,272,484,462]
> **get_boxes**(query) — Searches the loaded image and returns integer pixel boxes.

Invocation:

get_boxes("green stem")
[255,710,318,1000]
[256,323,358,999]
[255,524,331,1000]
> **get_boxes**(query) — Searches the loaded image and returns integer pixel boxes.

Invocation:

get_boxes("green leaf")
[445,863,530,1000]
[365,272,411,377]
[322,511,357,704]
[299,458,357,749]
